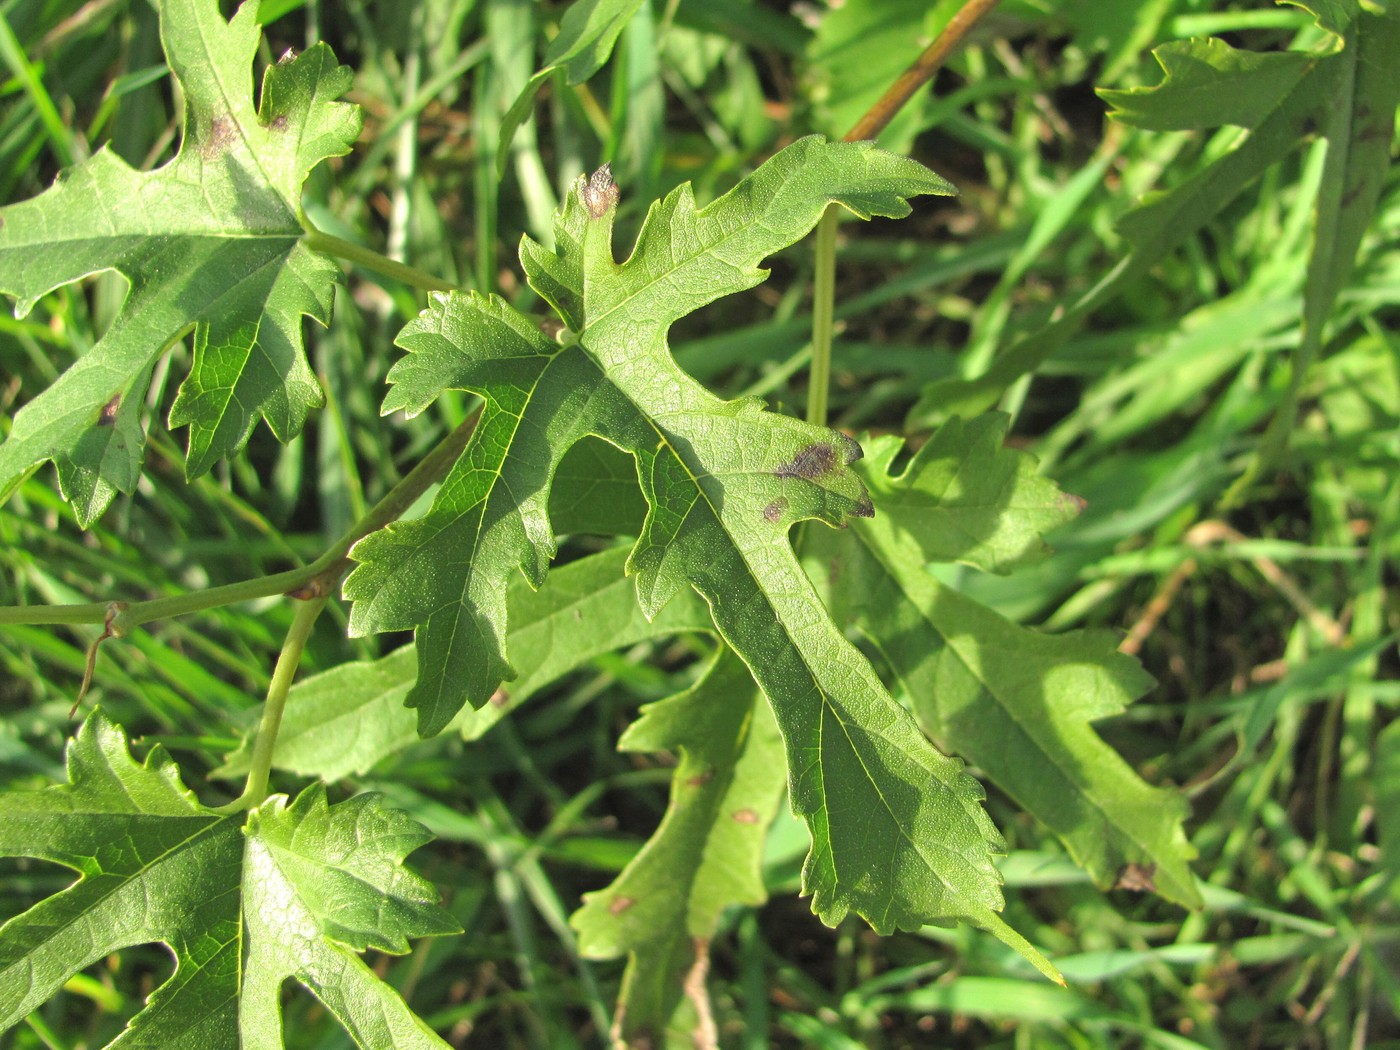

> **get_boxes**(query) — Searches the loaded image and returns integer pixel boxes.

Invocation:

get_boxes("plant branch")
[302,226,455,292]
[0,416,476,633]
[844,0,1001,144]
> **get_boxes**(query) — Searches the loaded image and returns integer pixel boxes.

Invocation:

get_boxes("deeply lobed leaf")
[348,139,1060,964]
[0,0,360,523]
[572,649,785,1046]
[806,418,1199,906]
[347,136,950,733]
[0,712,457,1048]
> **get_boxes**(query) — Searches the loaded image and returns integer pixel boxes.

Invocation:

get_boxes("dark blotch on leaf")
[775,433,864,482]
[763,498,788,523]
[853,493,874,519]
[581,163,619,219]
[202,115,236,159]
[97,394,121,427]
[775,442,837,481]
[268,114,290,133]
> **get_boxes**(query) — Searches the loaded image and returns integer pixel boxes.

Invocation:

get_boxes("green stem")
[807,206,839,428]
[302,227,454,292]
[806,0,1001,429]
[215,593,328,813]
[0,416,476,631]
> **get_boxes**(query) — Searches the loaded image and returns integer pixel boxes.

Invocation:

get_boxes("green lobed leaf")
[805,418,1199,907]
[0,0,360,523]
[0,711,456,1048]
[346,140,1055,963]
[238,787,460,1048]
[860,416,1083,573]
[572,648,786,1045]
[1098,38,1315,132]
[347,136,951,733]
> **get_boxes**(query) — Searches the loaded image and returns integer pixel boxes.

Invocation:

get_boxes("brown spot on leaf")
[268,114,289,133]
[763,497,788,523]
[489,687,510,708]
[853,493,874,519]
[202,115,236,159]
[731,808,759,824]
[581,163,619,218]
[775,442,838,481]
[1115,862,1157,892]
[97,393,121,426]
[685,769,714,787]
[608,895,636,915]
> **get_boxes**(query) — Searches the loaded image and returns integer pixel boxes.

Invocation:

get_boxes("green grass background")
[1,0,1397,1047]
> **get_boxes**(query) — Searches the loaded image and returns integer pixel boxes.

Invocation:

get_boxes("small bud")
[580,163,619,218]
